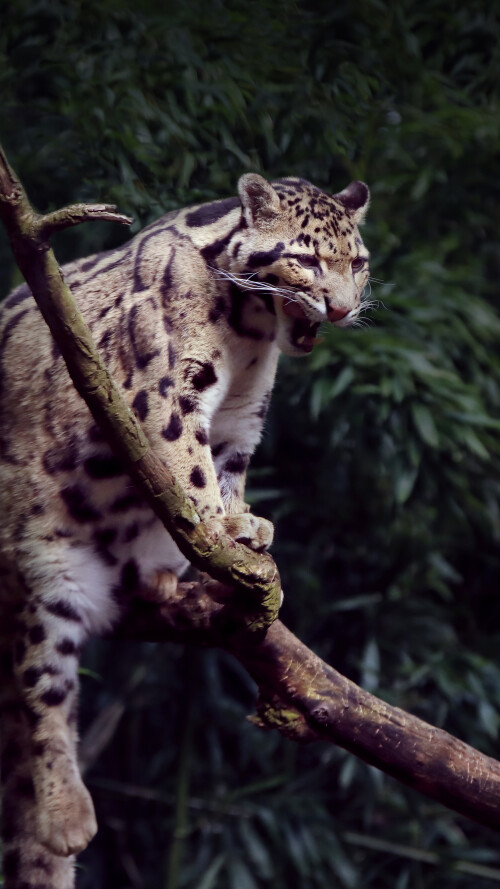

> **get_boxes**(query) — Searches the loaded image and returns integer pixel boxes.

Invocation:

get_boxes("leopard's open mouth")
[281,298,321,352]
[290,316,321,352]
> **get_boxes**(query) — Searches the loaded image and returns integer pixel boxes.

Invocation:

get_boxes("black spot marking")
[84,454,124,479]
[195,429,209,446]
[264,273,279,286]
[179,394,196,414]
[132,390,149,422]
[32,854,53,874]
[93,527,118,566]
[224,453,249,474]
[29,624,46,644]
[4,285,31,309]
[60,486,101,523]
[159,375,174,397]
[256,289,276,315]
[186,196,240,227]
[246,242,285,269]
[40,687,67,706]
[228,286,265,341]
[88,423,105,443]
[121,559,140,593]
[94,528,117,548]
[128,304,160,369]
[190,466,206,488]
[99,303,112,320]
[168,341,176,369]
[0,309,31,361]
[45,600,82,623]
[80,253,104,273]
[162,413,183,441]
[132,228,167,292]
[56,638,79,656]
[257,390,272,419]
[211,442,227,458]
[23,666,44,687]
[160,250,176,305]
[98,329,112,352]
[123,522,139,542]
[42,439,78,475]
[201,221,244,265]
[208,295,228,324]
[192,362,217,391]
[111,492,143,512]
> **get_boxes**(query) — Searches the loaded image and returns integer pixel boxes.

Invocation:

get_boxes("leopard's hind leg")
[0,544,117,869]
[0,610,77,889]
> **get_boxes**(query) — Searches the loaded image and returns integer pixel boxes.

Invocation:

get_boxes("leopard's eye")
[351,257,366,272]
[297,254,320,270]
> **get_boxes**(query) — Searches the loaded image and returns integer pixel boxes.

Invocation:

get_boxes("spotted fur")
[0,174,370,887]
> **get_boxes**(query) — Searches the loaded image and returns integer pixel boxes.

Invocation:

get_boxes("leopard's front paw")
[217,513,274,552]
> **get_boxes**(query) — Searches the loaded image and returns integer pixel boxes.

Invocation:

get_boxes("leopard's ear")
[334,181,370,225]
[238,174,281,226]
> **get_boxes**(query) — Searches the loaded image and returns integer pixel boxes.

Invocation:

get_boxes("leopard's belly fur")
[0,174,370,888]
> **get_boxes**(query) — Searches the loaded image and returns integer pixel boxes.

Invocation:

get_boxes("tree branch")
[1,143,500,832]
[114,581,500,833]
[39,204,133,238]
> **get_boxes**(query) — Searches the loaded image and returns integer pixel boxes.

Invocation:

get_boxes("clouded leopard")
[0,173,370,888]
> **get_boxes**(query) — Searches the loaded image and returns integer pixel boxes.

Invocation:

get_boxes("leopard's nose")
[327,306,349,322]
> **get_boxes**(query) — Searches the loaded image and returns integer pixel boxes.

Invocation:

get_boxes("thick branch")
[115,585,500,833]
[0,144,280,632]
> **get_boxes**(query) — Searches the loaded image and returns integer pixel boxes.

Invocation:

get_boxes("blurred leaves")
[1,0,500,886]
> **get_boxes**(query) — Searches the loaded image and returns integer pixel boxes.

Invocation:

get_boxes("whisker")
[369,277,395,290]
[209,266,299,299]
[359,299,380,312]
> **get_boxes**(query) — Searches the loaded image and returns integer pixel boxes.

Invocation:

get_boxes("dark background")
[2,1,500,886]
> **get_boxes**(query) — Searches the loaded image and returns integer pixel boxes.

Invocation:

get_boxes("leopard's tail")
[0,615,76,889]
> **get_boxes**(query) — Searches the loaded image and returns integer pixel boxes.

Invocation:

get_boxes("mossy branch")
[115,580,500,833]
[1,143,500,832]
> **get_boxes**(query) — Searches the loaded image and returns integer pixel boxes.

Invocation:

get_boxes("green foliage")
[2,0,500,886]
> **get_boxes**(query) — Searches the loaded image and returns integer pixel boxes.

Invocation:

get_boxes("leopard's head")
[231,174,370,356]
